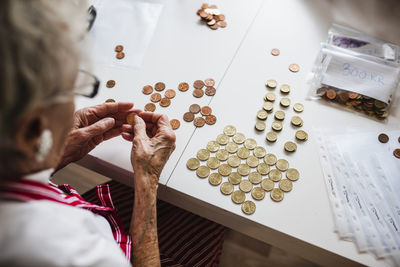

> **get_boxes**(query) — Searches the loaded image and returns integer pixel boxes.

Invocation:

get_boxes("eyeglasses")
[74,69,100,98]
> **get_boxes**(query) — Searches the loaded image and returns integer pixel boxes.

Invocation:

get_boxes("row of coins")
[197,3,227,30]
[183,104,217,127]
[186,125,300,215]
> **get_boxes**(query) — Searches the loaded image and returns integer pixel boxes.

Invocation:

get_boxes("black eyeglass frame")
[74,69,100,98]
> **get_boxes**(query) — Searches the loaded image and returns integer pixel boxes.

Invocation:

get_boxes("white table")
[76,0,400,266]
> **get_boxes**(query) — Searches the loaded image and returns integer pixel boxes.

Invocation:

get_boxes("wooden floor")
[52,163,318,267]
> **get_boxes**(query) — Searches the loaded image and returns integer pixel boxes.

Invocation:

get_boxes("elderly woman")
[0,1,225,266]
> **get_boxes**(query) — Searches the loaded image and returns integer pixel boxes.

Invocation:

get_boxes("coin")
[239,180,253,193]
[209,173,222,186]
[269,169,282,182]
[326,89,336,100]
[279,179,293,192]
[257,110,268,120]
[264,153,277,165]
[183,112,195,122]
[348,92,359,99]
[251,187,265,200]
[205,86,216,96]
[220,182,234,195]
[233,133,246,144]
[205,115,217,125]
[216,134,229,145]
[144,103,156,112]
[228,172,242,185]
[160,97,171,107]
[201,106,212,116]
[115,45,124,52]
[153,82,165,92]
[248,172,262,184]
[394,149,400,159]
[232,190,246,204]
[280,84,290,94]
[178,82,189,92]
[261,178,274,191]
[280,97,291,107]
[193,80,205,89]
[165,89,176,99]
[150,93,161,102]
[270,188,284,202]
[274,110,285,120]
[197,149,210,161]
[286,168,299,181]
[210,24,219,30]
[266,131,278,142]
[263,102,274,112]
[126,112,136,125]
[257,163,270,175]
[224,125,237,136]
[170,119,180,130]
[271,48,280,56]
[189,104,201,114]
[246,156,259,168]
[204,78,215,87]
[207,19,216,26]
[241,200,256,215]
[219,21,227,28]
[207,157,220,169]
[227,155,241,168]
[218,164,232,176]
[237,147,250,159]
[284,141,297,152]
[194,117,206,127]
[216,149,229,161]
[244,138,257,150]
[265,92,276,102]
[105,99,116,103]
[186,158,200,170]
[142,85,153,94]
[293,103,304,113]
[295,130,308,141]
[106,80,116,88]
[253,146,266,158]
[266,80,277,89]
[271,121,282,131]
[276,159,289,171]
[288,63,299,72]
[255,121,266,131]
[206,141,220,152]
[193,89,204,98]
[116,52,125,59]
[378,133,389,143]
[196,165,210,178]
[291,116,303,127]
[226,142,238,153]
[237,164,251,176]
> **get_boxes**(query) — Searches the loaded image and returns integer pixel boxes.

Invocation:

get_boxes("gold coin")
[293,103,304,113]
[265,79,277,89]
[269,169,282,182]
[216,134,230,145]
[257,110,268,120]
[223,125,237,136]
[232,190,246,204]
[239,180,253,193]
[105,98,116,103]
[255,121,266,131]
[218,164,232,176]
[263,102,274,112]
[274,110,285,120]
[216,149,229,161]
[237,147,250,159]
[246,156,259,168]
[244,138,257,150]
[186,158,200,170]
[209,173,222,186]
[257,163,270,175]
[284,141,297,152]
[279,179,293,192]
[207,157,220,169]
[248,172,262,184]
[280,84,290,94]
[286,168,299,181]
[227,156,241,168]
[237,164,251,176]
[265,92,276,102]
[295,130,308,141]
[226,142,239,153]
[280,97,291,108]
[253,146,266,158]
[220,182,234,195]
[276,159,289,171]
[261,178,274,191]
[196,166,210,178]
[289,63,300,73]
[271,121,282,131]
[228,172,242,185]
[241,200,256,215]
[233,133,246,144]
[266,131,278,142]
[291,116,303,127]
[196,149,210,161]
[206,141,220,152]
[251,187,265,200]
[270,188,284,202]
[264,153,277,165]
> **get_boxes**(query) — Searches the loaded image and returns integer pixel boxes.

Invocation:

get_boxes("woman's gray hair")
[0,0,87,175]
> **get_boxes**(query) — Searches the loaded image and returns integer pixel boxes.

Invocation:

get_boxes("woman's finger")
[122,132,133,141]
[132,115,148,141]
[83,117,115,139]
[103,127,123,141]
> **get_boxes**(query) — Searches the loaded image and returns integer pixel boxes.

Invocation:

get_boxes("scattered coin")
[289,63,300,73]
[265,92,276,101]
[237,164,251,176]
[197,149,210,161]
[220,182,234,195]
[274,110,285,120]
[266,80,277,89]
[271,48,280,56]
[224,125,237,136]
[193,80,205,89]
[295,130,308,141]
[165,89,176,99]
[170,119,180,130]
[183,112,195,122]
[246,156,259,168]
[280,84,290,94]
[105,99,116,103]
[291,116,303,127]
[237,147,250,159]
[186,158,200,170]
[269,169,282,182]
[241,200,256,215]
[115,45,124,52]
[227,155,241,168]
[189,104,201,114]
[271,121,283,131]
[264,153,277,165]
[154,82,166,91]
[255,121,266,131]
[205,115,217,125]
[233,133,246,144]
[286,168,299,181]
[257,163,270,175]
[150,93,162,103]
[232,190,246,204]
[178,82,189,92]
[218,164,232,176]
[280,97,291,107]
[284,141,297,152]
[142,85,153,94]
[263,102,274,112]
[144,103,156,112]
[394,149,400,159]
[219,21,227,28]
[216,134,229,145]
[378,133,389,143]
[276,159,289,171]
[116,52,125,59]
[244,138,257,150]
[160,97,171,107]
[126,112,136,125]
[257,110,268,120]
[216,149,229,161]
[207,157,220,169]
[204,78,215,87]
[270,188,284,202]
[266,131,278,142]
[209,173,222,186]
[228,172,242,185]
[253,146,266,158]
[249,172,262,184]
[201,106,212,116]
[205,86,216,96]
[207,141,220,152]
[251,187,266,200]
[293,103,304,113]
[226,142,239,153]
[279,179,293,192]
[239,180,253,193]
[196,165,210,178]
[106,80,116,88]
[261,178,274,191]
[193,89,204,98]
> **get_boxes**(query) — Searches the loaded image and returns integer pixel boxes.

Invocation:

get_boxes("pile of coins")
[141,82,176,112]
[115,45,125,60]
[183,104,217,127]
[186,125,300,215]
[317,86,389,120]
[378,133,400,159]
[197,4,227,30]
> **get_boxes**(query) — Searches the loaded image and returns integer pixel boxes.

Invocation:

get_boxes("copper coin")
[193,89,204,98]
[378,133,389,143]
[210,24,219,30]
[116,52,125,59]
[205,86,216,96]
[394,149,400,159]
[348,92,359,99]
[337,91,349,104]
[115,45,124,52]
[204,78,215,87]
[289,63,299,72]
[194,117,206,127]
[144,103,156,112]
[207,19,216,26]
[160,97,171,107]
[201,106,212,116]
[219,21,227,28]
[154,82,166,91]
[189,104,201,114]
[106,80,116,88]
[105,99,116,103]
[218,14,226,21]
[193,80,205,89]
[199,11,208,18]
[126,112,136,125]
[326,89,337,100]
[142,85,153,95]
[178,82,189,92]
[165,89,176,99]
[170,119,180,130]
[150,93,162,102]
[201,3,208,9]
[183,112,195,122]
[205,115,217,125]
[271,48,280,56]
[316,87,328,96]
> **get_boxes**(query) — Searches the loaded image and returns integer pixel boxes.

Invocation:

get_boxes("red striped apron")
[0,179,132,261]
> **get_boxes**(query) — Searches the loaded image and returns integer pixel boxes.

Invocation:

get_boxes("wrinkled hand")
[57,102,139,170]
